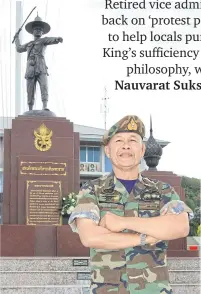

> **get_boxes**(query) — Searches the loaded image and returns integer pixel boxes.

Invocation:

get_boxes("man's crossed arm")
[76,218,159,249]
[99,210,189,240]
[76,208,189,249]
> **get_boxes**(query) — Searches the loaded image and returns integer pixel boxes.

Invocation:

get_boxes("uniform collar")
[102,171,143,191]
[102,171,160,197]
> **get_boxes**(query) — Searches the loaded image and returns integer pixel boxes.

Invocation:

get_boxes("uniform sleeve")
[160,183,194,220]
[68,181,100,233]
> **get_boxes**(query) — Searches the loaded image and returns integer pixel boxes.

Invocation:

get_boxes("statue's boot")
[29,105,33,111]
[43,101,48,110]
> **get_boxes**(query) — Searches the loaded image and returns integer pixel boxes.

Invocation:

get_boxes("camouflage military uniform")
[69,173,193,294]
[69,115,193,293]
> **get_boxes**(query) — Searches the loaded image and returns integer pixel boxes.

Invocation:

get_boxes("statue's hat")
[25,14,51,34]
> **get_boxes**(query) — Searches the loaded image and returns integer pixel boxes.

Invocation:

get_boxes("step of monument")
[0,270,200,287]
[1,257,200,271]
[0,285,200,294]
[0,272,90,287]
[167,257,200,270]
[169,270,200,284]
[172,285,200,294]
[0,286,86,294]
[0,258,90,272]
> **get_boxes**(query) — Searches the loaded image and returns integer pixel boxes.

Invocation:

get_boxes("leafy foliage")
[60,192,78,216]
[197,225,201,237]
[182,176,200,236]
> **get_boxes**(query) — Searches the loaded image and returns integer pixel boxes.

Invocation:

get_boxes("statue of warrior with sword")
[13,7,63,113]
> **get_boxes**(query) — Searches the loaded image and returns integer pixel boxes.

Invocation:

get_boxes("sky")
[0,0,201,179]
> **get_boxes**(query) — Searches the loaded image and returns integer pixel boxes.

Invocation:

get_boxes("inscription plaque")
[26,181,61,225]
[20,161,67,176]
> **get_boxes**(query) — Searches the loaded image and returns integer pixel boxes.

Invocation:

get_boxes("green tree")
[197,225,201,237]
[181,176,200,236]
[185,198,196,211]
[189,207,200,236]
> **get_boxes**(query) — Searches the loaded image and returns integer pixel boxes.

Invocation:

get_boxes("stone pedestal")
[1,225,89,257]
[1,116,81,256]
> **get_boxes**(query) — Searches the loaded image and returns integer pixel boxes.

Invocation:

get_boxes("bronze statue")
[14,13,63,112]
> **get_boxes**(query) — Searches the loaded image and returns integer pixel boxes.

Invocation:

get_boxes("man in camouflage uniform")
[69,115,193,294]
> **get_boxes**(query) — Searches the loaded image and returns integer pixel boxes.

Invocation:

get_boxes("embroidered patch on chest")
[98,194,120,203]
[139,203,160,210]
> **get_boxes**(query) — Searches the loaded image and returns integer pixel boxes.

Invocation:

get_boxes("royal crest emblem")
[34,123,53,151]
[127,118,138,131]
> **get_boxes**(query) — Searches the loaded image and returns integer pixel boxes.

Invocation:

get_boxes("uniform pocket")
[91,269,120,284]
[143,265,169,282]
[127,268,145,290]
[99,203,124,210]
[127,266,169,290]
[99,203,124,218]
[91,270,120,294]
[138,201,160,218]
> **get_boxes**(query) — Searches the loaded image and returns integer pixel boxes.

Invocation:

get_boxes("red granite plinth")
[57,225,89,257]
[1,225,35,256]
[1,116,81,256]
[0,225,89,257]
[167,250,199,257]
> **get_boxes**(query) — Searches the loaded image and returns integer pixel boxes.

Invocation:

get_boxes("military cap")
[103,115,145,145]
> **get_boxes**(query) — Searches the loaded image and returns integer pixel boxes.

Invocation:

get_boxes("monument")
[13,7,63,116]
[1,10,198,259]
[1,11,85,257]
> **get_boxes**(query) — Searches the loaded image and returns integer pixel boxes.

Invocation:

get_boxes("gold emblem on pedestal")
[34,123,53,151]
